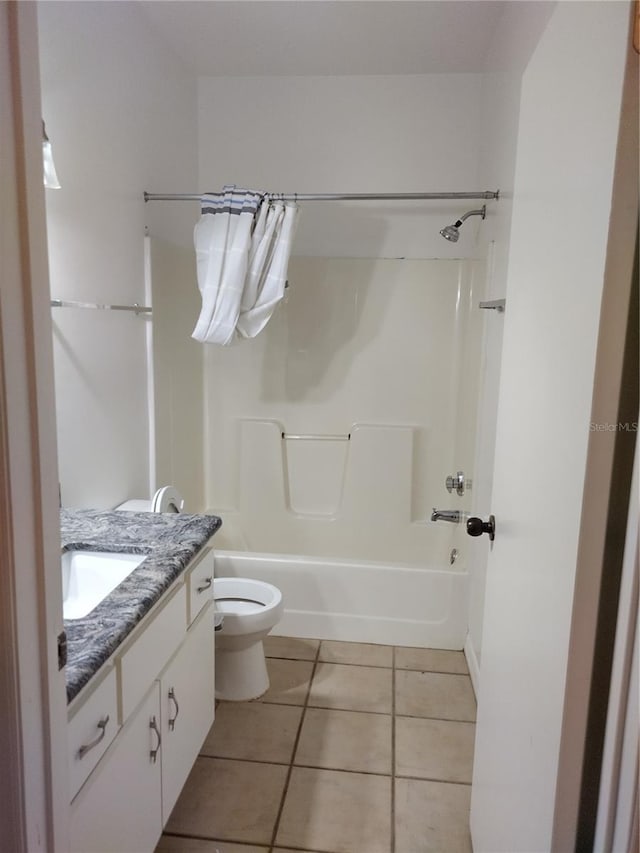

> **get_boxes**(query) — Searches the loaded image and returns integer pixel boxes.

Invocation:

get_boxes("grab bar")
[51,299,152,315]
[478,299,505,313]
[281,432,350,441]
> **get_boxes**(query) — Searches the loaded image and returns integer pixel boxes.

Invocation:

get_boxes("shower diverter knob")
[466,515,495,541]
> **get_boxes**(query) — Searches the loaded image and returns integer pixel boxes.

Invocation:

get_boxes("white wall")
[150,239,204,513]
[471,1,630,849]
[38,1,197,509]
[198,74,486,259]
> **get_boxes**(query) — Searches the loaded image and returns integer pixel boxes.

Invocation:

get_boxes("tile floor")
[155,637,476,853]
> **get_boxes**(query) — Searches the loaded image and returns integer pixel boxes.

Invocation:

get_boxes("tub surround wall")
[61,509,220,702]
[202,257,483,650]
[205,257,483,566]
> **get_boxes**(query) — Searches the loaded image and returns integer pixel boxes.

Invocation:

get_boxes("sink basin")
[62,550,146,620]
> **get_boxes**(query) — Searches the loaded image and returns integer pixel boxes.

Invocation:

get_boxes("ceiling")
[136,1,509,77]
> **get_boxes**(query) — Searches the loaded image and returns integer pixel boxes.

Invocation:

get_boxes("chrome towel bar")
[281,432,350,441]
[51,299,152,315]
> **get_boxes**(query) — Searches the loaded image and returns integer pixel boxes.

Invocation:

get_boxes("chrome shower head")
[440,205,486,242]
[440,223,461,242]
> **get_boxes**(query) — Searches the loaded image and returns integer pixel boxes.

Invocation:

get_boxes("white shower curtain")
[192,186,299,345]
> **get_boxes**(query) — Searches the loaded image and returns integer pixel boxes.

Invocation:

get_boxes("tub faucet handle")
[445,471,471,496]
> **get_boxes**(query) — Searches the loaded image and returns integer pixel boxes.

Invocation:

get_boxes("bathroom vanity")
[60,509,221,853]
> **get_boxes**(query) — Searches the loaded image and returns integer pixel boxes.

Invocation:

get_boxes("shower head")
[440,223,461,242]
[440,205,486,242]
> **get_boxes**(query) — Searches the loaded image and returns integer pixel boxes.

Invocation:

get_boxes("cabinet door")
[160,604,216,821]
[69,684,163,853]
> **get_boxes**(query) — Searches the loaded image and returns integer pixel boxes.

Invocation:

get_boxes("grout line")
[394,773,473,786]
[290,761,392,778]
[160,830,269,847]
[394,711,477,724]
[394,667,471,676]
[268,655,393,670]
[268,640,322,850]
[260,699,392,717]
[391,644,396,853]
[266,653,469,677]
[198,752,393,778]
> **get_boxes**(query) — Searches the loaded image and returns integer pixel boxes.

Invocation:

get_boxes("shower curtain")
[192,186,299,345]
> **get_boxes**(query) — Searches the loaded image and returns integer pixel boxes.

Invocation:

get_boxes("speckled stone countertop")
[61,508,222,704]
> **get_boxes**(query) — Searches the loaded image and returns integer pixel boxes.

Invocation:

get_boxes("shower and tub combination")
[147,187,499,654]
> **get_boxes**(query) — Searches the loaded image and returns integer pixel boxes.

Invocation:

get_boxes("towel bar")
[281,432,350,441]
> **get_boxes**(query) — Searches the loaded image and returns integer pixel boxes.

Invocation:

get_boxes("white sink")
[62,550,146,620]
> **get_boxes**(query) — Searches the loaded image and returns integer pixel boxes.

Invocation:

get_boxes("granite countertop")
[61,508,222,704]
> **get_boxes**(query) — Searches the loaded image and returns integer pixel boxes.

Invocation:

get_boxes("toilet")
[213,577,284,701]
[116,486,284,701]
[116,485,184,514]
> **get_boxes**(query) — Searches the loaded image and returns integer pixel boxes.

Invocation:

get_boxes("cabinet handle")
[77,715,109,760]
[149,715,161,763]
[197,577,213,594]
[168,687,180,731]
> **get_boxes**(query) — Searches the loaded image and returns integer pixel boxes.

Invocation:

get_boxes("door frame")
[0,2,68,849]
[551,16,639,850]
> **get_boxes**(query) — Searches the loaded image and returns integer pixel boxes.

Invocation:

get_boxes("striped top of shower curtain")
[201,185,263,216]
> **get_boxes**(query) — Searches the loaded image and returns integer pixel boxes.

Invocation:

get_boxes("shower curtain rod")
[144,190,500,203]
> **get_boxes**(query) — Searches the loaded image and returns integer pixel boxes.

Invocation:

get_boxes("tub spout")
[431,508,461,523]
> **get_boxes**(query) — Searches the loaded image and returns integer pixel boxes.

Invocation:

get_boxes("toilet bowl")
[214,577,284,701]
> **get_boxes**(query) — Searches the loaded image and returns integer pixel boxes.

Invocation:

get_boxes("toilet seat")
[117,486,184,513]
[152,486,184,513]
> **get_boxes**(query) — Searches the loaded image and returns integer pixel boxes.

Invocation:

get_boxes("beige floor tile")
[253,658,314,705]
[201,702,302,764]
[156,838,267,853]
[395,717,475,783]
[295,707,392,774]
[276,767,391,853]
[395,646,469,674]
[395,778,472,853]
[395,670,476,721]
[165,757,287,844]
[319,640,393,667]
[308,662,392,713]
[264,635,319,661]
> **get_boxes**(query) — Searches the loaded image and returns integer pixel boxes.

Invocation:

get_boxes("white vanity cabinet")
[68,547,216,853]
[68,684,163,852]
[159,603,215,819]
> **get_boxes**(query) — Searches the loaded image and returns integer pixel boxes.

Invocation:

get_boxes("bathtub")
[213,549,469,649]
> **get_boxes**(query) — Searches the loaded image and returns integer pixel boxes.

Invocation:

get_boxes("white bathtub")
[213,549,469,649]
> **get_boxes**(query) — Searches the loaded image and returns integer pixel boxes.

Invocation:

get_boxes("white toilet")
[213,577,284,701]
[116,485,184,513]
[116,486,284,701]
